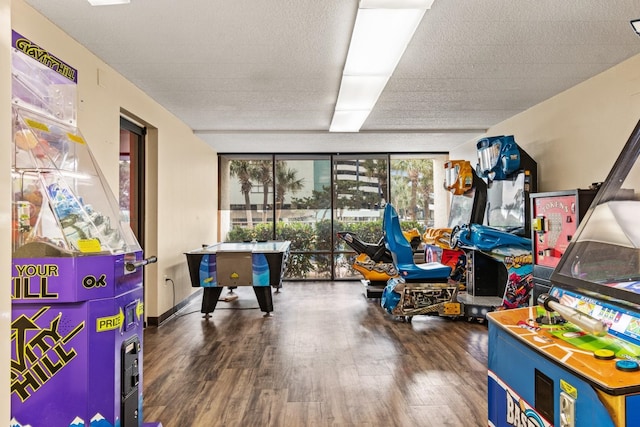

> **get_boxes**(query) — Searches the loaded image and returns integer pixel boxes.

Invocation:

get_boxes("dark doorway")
[119,117,146,246]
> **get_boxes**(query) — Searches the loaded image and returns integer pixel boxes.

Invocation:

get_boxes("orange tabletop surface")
[488,306,640,393]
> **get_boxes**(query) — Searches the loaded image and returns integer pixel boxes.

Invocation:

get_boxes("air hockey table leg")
[201,287,224,318]
[253,286,274,317]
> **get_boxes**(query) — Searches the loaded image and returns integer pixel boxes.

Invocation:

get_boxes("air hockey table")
[185,241,291,317]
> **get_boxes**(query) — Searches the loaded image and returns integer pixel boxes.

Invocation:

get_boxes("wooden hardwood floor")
[142,282,489,427]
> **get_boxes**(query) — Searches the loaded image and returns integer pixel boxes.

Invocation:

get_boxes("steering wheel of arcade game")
[449,224,473,250]
[450,225,461,249]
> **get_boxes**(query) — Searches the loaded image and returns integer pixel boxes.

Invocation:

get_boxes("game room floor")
[142,282,489,427]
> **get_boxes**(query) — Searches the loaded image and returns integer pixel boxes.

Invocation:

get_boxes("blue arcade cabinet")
[451,135,538,319]
[487,119,640,426]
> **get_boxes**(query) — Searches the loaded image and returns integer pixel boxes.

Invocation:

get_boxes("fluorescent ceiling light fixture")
[334,75,389,110]
[330,0,433,132]
[344,9,426,76]
[87,0,130,5]
[631,19,640,36]
[360,0,435,8]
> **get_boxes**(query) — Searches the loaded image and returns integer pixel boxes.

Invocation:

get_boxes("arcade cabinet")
[10,31,160,427]
[530,189,598,302]
[335,231,398,298]
[451,135,537,319]
[424,159,488,284]
[380,204,458,320]
[487,119,640,427]
[336,226,423,298]
[379,160,488,321]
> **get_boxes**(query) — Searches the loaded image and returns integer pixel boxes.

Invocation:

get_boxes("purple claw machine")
[10,31,161,427]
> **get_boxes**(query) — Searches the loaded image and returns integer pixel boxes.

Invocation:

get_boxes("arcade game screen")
[448,187,476,228]
[484,173,526,234]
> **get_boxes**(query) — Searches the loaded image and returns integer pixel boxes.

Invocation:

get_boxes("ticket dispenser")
[122,336,141,426]
[10,31,161,427]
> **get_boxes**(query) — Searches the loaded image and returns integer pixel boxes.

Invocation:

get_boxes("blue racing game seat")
[383,204,451,282]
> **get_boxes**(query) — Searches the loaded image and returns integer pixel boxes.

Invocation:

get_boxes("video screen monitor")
[552,121,640,306]
[484,173,526,235]
[448,188,476,228]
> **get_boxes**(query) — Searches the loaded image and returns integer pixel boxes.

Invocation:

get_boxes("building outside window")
[219,153,449,280]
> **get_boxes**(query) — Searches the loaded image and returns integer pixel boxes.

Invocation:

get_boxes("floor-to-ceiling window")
[219,155,274,244]
[219,153,449,280]
[333,155,388,279]
[390,154,450,230]
[274,156,332,279]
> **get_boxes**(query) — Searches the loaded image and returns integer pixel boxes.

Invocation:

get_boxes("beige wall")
[451,54,640,192]
[11,0,218,320]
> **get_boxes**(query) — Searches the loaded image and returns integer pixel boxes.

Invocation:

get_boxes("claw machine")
[10,31,161,427]
[487,118,640,427]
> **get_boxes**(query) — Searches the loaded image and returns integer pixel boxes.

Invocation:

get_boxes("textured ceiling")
[24,0,640,152]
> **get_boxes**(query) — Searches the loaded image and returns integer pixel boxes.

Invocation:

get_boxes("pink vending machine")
[530,189,597,301]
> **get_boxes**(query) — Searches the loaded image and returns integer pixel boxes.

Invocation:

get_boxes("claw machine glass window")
[11,32,140,258]
[12,106,141,257]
